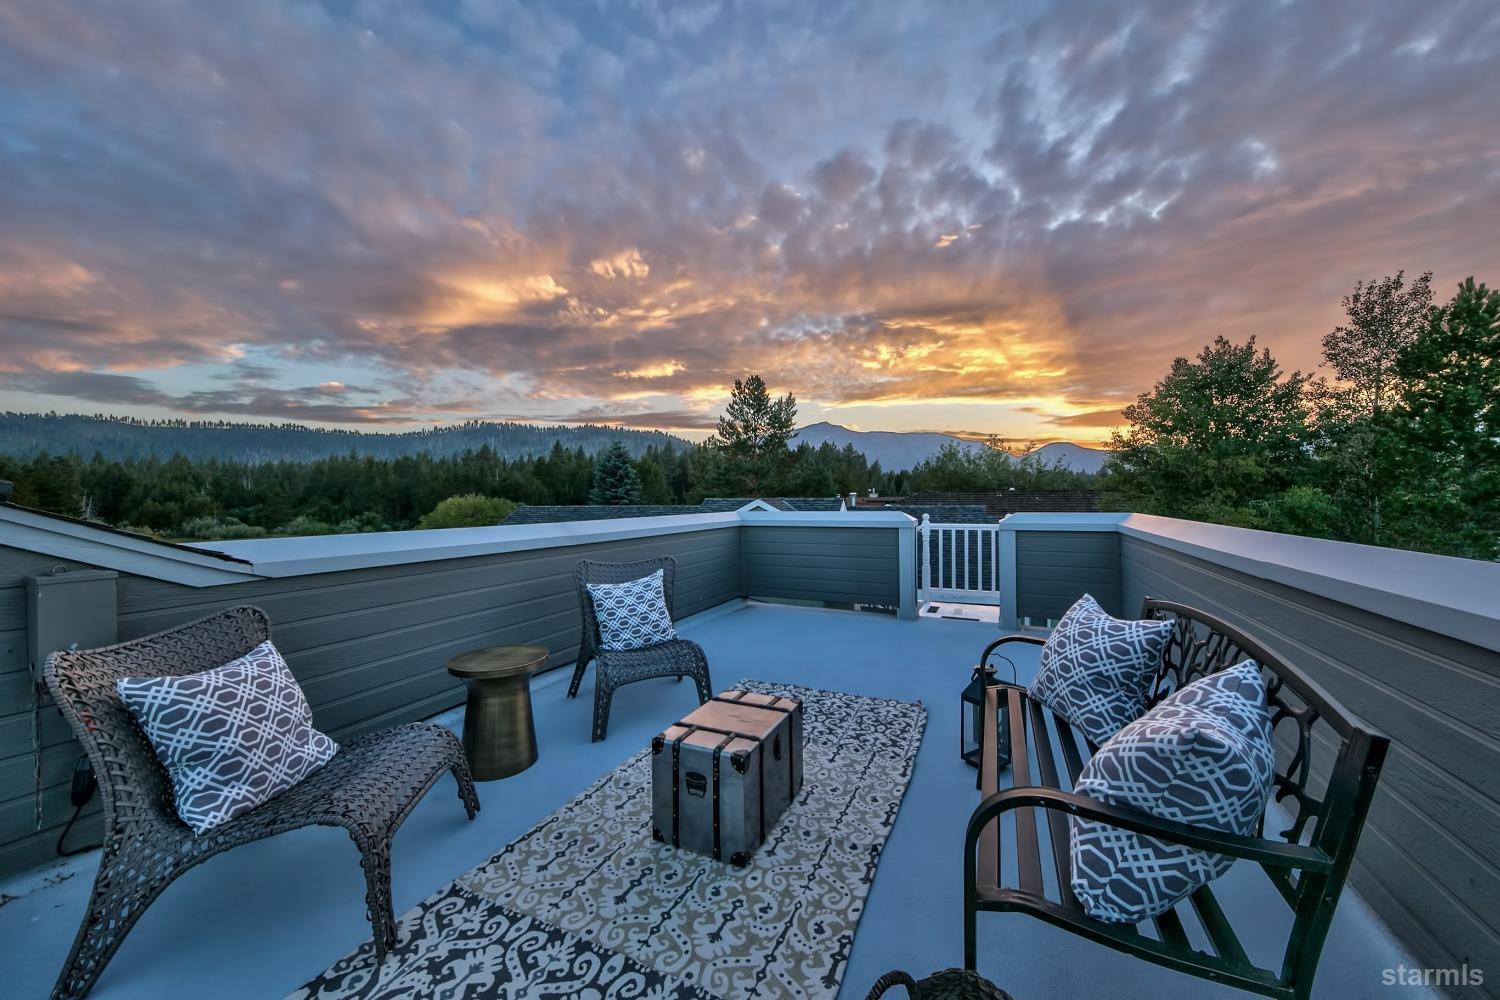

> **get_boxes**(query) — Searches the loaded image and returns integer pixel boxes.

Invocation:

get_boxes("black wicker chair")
[43,605,481,1000]
[568,556,713,741]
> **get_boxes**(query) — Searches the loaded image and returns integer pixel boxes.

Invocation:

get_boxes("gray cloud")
[551,408,721,431]
[0,0,1496,438]
[0,370,432,423]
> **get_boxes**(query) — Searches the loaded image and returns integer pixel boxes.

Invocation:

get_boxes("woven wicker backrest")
[42,605,272,834]
[574,556,679,648]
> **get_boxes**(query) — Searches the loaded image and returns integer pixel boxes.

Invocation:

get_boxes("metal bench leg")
[964,896,978,971]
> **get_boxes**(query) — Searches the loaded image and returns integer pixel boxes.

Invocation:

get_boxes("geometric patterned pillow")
[1069,660,1275,923]
[116,641,338,834]
[586,569,677,651]
[1027,594,1174,746]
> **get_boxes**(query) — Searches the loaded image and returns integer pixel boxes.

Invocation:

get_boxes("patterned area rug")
[293,680,926,1000]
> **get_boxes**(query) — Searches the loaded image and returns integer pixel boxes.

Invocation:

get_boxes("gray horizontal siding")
[0,544,104,875]
[740,526,900,606]
[1120,535,1500,997]
[1015,530,1121,621]
[0,527,740,877]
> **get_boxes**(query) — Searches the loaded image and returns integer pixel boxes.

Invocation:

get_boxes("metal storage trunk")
[651,691,803,866]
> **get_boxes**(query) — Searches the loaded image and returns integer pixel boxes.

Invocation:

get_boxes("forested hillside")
[0,413,688,463]
[0,437,896,540]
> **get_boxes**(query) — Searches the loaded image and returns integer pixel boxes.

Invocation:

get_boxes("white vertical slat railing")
[917,514,1002,605]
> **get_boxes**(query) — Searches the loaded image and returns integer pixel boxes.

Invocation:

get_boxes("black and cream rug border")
[293,681,926,1000]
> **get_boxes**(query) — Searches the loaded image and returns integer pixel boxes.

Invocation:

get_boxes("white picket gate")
[916,514,1002,605]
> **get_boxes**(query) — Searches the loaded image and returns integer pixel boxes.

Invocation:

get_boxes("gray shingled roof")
[855,491,1102,520]
[502,497,853,525]
[500,504,703,525]
[698,497,847,512]
[856,503,989,523]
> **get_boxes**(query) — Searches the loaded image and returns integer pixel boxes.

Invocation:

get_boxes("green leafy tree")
[176,516,269,541]
[702,374,797,496]
[417,493,519,529]
[1316,270,1434,543]
[588,442,644,504]
[1383,278,1500,558]
[1102,336,1313,525]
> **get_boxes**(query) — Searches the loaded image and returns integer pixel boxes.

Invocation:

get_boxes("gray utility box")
[26,569,118,682]
[651,690,804,866]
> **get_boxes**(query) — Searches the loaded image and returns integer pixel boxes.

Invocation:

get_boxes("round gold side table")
[446,644,547,780]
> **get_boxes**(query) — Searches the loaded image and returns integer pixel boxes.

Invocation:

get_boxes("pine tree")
[635,454,673,503]
[703,374,797,496]
[589,442,644,504]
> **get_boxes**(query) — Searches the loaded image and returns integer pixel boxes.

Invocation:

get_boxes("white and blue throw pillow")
[1028,594,1174,746]
[1069,660,1276,923]
[117,640,337,835]
[587,568,677,651]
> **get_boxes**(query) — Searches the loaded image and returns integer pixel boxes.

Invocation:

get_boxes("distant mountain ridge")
[0,413,691,463]
[792,421,1109,474]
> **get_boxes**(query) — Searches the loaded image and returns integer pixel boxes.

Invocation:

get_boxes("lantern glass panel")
[960,664,996,767]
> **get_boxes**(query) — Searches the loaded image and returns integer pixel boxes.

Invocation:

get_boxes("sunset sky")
[0,1,1496,446]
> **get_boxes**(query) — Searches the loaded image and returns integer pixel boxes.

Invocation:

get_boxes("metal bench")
[964,598,1389,1000]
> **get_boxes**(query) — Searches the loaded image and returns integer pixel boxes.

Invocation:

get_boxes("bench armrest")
[965,785,1334,875]
[980,634,1045,659]
[979,634,1046,685]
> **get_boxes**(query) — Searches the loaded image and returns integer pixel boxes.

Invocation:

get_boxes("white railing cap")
[202,512,743,578]
[1118,513,1500,654]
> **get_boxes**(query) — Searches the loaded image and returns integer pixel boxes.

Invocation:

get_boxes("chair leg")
[692,655,712,704]
[52,845,181,1000]
[354,837,398,958]
[592,674,614,742]
[567,658,589,699]
[450,758,481,820]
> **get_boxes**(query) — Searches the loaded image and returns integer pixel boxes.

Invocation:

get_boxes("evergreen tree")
[588,442,644,504]
[702,374,797,496]
[635,453,673,503]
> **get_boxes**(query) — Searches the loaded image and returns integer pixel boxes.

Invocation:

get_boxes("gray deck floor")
[0,601,1428,999]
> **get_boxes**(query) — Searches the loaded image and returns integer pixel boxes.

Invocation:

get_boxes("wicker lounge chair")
[568,556,713,741]
[43,605,481,1000]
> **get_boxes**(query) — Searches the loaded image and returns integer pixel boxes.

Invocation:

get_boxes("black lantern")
[961,663,998,768]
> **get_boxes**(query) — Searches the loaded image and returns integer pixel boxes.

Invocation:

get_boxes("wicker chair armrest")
[965,786,1334,874]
